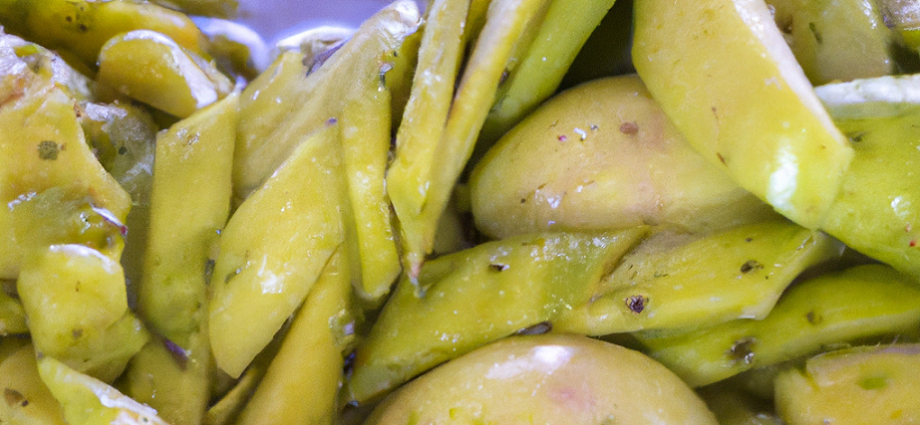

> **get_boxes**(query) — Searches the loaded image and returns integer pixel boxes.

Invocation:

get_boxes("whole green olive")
[364,334,718,425]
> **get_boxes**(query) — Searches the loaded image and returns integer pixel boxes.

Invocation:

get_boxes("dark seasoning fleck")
[489,263,509,272]
[626,295,647,314]
[740,260,763,274]
[728,337,757,365]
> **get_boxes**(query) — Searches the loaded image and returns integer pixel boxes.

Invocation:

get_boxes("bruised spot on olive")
[728,337,757,365]
[716,152,726,165]
[118,146,128,155]
[515,321,552,336]
[72,328,83,339]
[745,237,753,242]
[740,260,763,274]
[38,140,60,160]
[65,15,73,22]
[78,24,89,32]
[619,121,639,135]
[806,310,822,325]
[520,198,527,204]
[625,295,647,314]
[489,263,509,272]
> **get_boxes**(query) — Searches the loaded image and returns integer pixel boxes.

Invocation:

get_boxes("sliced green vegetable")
[97,30,232,118]
[476,0,618,150]
[236,250,354,425]
[767,0,894,85]
[555,219,845,335]
[776,344,920,424]
[636,264,920,386]
[633,0,854,228]
[232,1,419,199]
[37,355,169,425]
[0,0,204,69]
[17,244,149,383]
[209,123,344,378]
[388,0,552,276]
[0,37,131,279]
[816,74,920,277]
[346,228,648,403]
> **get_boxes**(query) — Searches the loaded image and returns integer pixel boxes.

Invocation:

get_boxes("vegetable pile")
[1,0,920,424]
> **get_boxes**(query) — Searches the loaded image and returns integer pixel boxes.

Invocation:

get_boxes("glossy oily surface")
[365,334,718,425]
[471,75,777,239]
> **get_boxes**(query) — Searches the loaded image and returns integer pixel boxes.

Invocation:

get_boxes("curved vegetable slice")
[387,0,552,277]
[0,344,66,425]
[232,0,419,198]
[236,250,354,425]
[555,219,845,335]
[139,91,238,349]
[17,245,149,383]
[636,264,920,386]
[208,123,344,379]
[231,1,417,303]
[0,35,131,279]
[0,0,204,69]
[124,92,238,425]
[767,0,894,85]
[150,0,238,19]
[97,30,231,118]
[632,0,854,228]
[776,344,920,424]
[346,228,648,404]
[37,355,169,425]
[815,74,920,277]
[476,0,618,148]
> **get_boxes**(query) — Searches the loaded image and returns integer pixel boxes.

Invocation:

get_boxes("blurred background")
[236,0,427,44]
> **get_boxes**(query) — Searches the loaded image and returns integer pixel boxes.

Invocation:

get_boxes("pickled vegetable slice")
[633,0,854,228]
[209,123,344,378]
[37,355,169,425]
[555,219,845,335]
[776,344,920,424]
[347,228,648,403]
[636,265,920,386]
